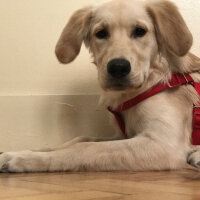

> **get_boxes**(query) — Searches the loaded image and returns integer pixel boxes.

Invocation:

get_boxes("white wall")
[0,0,200,96]
[175,0,200,55]
[0,0,102,96]
[0,0,200,151]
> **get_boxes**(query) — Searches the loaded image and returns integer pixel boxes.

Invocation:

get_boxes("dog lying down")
[1,0,200,173]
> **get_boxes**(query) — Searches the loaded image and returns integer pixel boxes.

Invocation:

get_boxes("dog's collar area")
[108,73,200,145]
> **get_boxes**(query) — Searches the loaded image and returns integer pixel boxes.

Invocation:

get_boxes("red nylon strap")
[108,107,126,137]
[113,73,194,112]
[192,82,200,145]
[108,73,197,142]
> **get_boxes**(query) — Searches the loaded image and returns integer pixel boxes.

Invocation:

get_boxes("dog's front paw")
[0,151,49,173]
[0,151,33,172]
[188,150,200,168]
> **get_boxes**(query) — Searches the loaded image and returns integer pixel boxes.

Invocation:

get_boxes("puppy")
[0,0,200,172]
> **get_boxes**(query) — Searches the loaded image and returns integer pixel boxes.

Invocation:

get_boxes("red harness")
[108,73,200,145]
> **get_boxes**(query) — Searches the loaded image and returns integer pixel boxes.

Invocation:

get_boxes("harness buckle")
[167,74,193,88]
[167,74,183,88]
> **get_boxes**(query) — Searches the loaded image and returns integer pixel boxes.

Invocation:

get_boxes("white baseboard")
[0,95,114,151]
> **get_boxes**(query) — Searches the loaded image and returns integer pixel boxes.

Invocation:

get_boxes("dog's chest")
[120,90,192,138]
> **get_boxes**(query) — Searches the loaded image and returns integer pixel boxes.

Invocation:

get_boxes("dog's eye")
[95,29,109,39]
[132,27,147,38]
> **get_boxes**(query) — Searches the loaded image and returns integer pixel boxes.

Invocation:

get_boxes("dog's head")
[55,0,192,91]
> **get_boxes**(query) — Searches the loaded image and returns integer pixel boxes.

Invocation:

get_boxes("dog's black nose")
[107,59,131,78]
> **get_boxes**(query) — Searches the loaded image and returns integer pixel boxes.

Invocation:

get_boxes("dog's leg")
[33,135,123,152]
[0,136,186,172]
[187,146,200,168]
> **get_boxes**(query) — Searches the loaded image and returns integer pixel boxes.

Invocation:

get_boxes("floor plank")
[0,170,200,200]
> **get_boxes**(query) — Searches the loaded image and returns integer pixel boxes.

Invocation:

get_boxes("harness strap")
[108,73,200,145]
[192,82,200,145]
[111,74,194,113]
[108,107,127,137]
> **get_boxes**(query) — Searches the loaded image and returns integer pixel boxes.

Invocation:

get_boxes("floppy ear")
[147,0,193,57]
[55,7,92,64]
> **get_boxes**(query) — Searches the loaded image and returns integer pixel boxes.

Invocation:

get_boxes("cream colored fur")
[1,0,200,172]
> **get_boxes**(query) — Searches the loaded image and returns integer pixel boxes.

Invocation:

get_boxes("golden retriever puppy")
[0,0,200,172]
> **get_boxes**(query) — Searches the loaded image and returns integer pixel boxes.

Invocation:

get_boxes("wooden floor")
[0,170,200,200]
